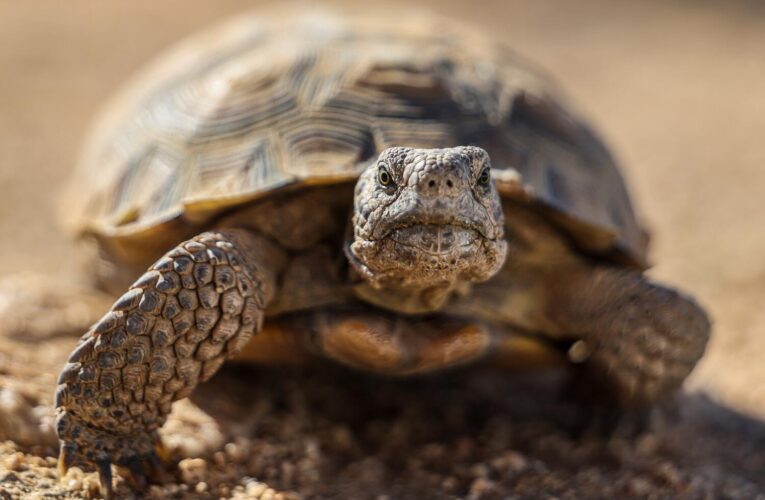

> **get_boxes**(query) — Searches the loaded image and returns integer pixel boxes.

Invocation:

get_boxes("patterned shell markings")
[66,11,648,268]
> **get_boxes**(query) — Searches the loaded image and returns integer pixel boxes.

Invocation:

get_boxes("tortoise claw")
[59,444,116,499]
[119,446,171,492]
[124,456,148,491]
[57,443,75,482]
[58,437,172,497]
[155,441,172,463]
[148,448,171,483]
[96,460,114,500]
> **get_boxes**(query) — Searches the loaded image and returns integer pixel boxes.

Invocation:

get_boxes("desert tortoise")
[54,11,710,497]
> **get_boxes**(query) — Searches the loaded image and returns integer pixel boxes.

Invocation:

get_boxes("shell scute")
[69,11,647,268]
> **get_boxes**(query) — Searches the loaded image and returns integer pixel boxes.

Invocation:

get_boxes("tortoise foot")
[57,411,171,498]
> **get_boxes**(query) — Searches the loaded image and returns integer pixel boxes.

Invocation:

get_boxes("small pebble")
[225,440,250,463]
[246,480,268,497]
[179,457,207,484]
[83,474,101,498]
[502,451,528,473]
[64,467,84,479]
[3,452,24,471]
[628,477,654,496]
[66,478,82,492]
[469,477,495,497]
[655,462,684,489]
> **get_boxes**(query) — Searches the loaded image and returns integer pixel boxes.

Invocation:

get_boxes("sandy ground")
[0,0,764,498]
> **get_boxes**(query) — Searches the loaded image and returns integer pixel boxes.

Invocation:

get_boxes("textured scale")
[66,10,647,274]
[55,231,273,472]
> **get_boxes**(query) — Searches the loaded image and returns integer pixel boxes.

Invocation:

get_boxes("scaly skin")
[546,266,711,408]
[55,230,284,498]
[348,146,507,312]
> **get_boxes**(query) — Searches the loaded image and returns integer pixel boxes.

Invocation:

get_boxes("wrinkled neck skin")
[346,146,508,314]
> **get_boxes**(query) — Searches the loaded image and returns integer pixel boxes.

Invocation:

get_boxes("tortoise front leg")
[54,230,284,498]
[546,266,711,409]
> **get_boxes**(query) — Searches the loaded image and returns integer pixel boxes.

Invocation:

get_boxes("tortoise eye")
[378,166,394,187]
[477,166,491,186]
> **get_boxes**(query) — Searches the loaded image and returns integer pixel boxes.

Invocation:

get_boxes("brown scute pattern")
[69,11,647,265]
[503,95,648,261]
[457,94,648,265]
[54,231,265,467]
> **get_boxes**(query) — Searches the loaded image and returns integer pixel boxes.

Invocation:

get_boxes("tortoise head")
[347,146,507,308]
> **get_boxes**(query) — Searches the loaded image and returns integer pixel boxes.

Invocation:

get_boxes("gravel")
[2,354,765,499]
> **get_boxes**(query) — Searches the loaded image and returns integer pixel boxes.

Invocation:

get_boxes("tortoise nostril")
[428,180,436,188]
[446,179,453,188]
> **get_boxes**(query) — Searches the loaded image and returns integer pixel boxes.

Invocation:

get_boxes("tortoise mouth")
[348,222,508,298]
[388,224,481,256]
[376,214,491,242]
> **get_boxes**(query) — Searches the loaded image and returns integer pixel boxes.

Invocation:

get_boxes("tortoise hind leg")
[54,229,284,498]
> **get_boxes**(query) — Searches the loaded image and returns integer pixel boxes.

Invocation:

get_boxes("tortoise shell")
[66,10,648,270]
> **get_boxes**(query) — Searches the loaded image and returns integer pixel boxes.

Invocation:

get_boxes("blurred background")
[2,0,763,415]
[0,0,765,498]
